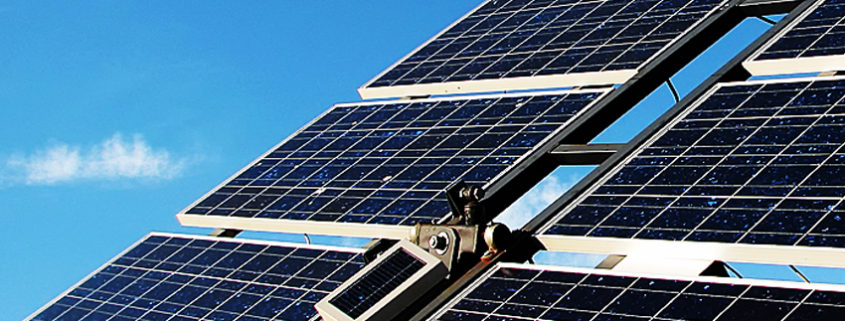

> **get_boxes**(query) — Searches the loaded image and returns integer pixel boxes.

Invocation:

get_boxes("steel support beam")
[549,143,626,165]
[739,0,804,15]
[208,228,241,238]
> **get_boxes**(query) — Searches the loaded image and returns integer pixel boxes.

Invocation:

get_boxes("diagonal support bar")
[738,0,803,15]
[549,143,627,165]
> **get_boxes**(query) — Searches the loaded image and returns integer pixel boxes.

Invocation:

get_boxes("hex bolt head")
[428,232,450,255]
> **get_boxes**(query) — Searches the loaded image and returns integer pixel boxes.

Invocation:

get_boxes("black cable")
[790,265,811,283]
[756,16,778,26]
[723,263,743,278]
[666,79,681,103]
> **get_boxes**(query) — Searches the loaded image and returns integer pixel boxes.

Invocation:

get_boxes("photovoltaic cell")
[744,0,845,76]
[430,263,845,321]
[754,0,845,61]
[26,233,365,321]
[179,90,608,232]
[329,249,425,318]
[362,0,725,96]
[540,77,845,248]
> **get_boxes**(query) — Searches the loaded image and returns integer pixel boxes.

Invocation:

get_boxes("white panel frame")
[316,239,448,321]
[358,70,635,100]
[742,0,845,76]
[609,255,717,276]
[178,214,414,240]
[24,232,364,321]
[536,75,845,269]
[744,54,845,76]
[177,88,612,239]
[537,235,845,268]
[357,0,728,99]
[500,262,845,290]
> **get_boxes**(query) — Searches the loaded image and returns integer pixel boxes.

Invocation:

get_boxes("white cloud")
[6,133,184,185]
[495,174,579,230]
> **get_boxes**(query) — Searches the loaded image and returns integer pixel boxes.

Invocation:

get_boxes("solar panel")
[430,262,845,321]
[358,0,727,99]
[538,76,845,251]
[744,0,845,76]
[178,89,610,238]
[317,240,448,321]
[328,250,425,318]
[26,233,365,321]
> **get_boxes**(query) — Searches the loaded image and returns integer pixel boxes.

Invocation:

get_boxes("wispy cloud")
[495,174,579,230]
[5,133,184,185]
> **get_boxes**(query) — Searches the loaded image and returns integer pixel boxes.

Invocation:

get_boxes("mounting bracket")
[445,181,486,225]
[409,222,512,277]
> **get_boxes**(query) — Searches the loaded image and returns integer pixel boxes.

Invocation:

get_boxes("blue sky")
[1,1,828,320]
[0,2,478,318]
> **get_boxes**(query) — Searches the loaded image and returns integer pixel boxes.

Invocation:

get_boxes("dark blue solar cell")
[754,210,824,233]
[741,232,802,245]
[559,206,615,225]
[557,286,622,311]
[496,303,544,318]
[649,208,712,229]
[435,264,845,321]
[719,299,797,321]
[660,294,733,320]
[542,78,845,248]
[183,91,606,229]
[749,166,814,186]
[607,290,676,316]
[591,227,639,237]
[700,209,766,230]
[746,286,810,301]
[329,249,425,318]
[603,207,663,227]
[608,166,662,185]
[364,0,725,92]
[28,234,364,321]
[791,304,845,321]
[754,0,845,61]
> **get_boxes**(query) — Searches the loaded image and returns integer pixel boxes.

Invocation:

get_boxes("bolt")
[428,232,449,255]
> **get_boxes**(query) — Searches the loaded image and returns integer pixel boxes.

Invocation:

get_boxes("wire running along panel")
[27,233,365,321]
[540,77,845,248]
[179,89,608,232]
[430,263,845,321]
[361,0,726,97]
